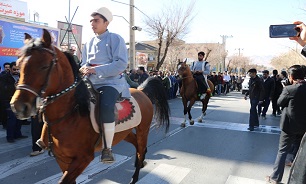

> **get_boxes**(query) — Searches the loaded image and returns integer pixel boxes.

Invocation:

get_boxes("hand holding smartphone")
[269,24,301,38]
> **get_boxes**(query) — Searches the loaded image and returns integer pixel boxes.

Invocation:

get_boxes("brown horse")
[10,29,170,184]
[177,61,214,127]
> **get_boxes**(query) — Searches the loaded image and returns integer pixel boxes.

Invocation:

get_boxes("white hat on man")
[92,7,113,22]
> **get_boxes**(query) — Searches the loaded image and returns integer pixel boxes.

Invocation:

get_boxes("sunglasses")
[12,68,19,71]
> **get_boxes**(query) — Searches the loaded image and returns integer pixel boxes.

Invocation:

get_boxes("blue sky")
[22,0,306,58]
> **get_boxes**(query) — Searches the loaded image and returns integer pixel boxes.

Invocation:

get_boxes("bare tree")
[227,55,252,73]
[271,50,306,71]
[144,0,195,70]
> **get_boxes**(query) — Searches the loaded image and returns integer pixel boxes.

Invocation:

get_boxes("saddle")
[84,78,142,133]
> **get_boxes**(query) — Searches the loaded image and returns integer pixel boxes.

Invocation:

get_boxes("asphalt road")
[0,91,291,184]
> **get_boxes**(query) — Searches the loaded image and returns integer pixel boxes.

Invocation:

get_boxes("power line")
[111,0,152,21]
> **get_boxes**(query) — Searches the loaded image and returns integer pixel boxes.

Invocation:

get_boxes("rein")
[180,75,193,80]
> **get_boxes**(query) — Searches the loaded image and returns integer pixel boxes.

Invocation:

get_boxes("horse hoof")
[190,120,194,125]
[198,119,202,123]
[204,112,206,116]
[142,161,147,168]
[181,123,186,127]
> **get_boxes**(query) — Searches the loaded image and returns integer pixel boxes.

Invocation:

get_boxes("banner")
[57,21,82,48]
[136,52,148,67]
[0,19,59,67]
[0,0,28,21]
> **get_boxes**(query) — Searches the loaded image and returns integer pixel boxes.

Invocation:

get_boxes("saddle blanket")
[90,96,142,133]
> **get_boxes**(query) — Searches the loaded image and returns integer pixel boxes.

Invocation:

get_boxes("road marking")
[34,154,131,184]
[225,175,266,184]
[138,163,191,184]
[0,139,32,154]
[169,117,281,134]
[0,128,32,154]
[0,152,53,180]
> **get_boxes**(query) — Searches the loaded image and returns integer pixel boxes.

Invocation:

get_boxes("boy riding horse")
[191,51,211,99]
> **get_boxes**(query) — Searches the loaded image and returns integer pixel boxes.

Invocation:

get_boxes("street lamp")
[131,26,142,31]
[111,0,148,70]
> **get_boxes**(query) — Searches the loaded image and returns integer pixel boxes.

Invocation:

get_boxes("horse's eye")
[41,66,50,70]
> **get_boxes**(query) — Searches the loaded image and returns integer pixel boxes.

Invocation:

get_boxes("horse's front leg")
[188,99,196,125]
[181,98,188,127]
[58,154,94,184]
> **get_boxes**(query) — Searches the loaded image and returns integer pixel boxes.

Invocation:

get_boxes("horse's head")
[10,29,75,119]
[177,60,191,78]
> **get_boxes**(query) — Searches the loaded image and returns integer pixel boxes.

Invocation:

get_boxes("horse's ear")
[41,29,52,47]
[24,33,32,44]
[183,58,187,64]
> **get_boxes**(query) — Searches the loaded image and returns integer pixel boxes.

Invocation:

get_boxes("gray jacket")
[81,30,130,97]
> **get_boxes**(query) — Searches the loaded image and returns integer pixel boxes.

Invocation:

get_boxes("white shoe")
[200,93,206,100]
[30,150,44,157]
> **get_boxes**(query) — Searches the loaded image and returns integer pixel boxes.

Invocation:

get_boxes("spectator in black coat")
[129,69,139,83]
[286,21,306,184]
[0,62,28,143]
[267,65,306,184]
[258,70,275,119]
[244,68,265,131]
[271,70,283,116]
[137,66,149,85]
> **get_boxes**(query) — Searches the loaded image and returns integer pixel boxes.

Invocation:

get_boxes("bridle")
[177,63,193,80]
[15,40,81,157]
[16,42,79,112]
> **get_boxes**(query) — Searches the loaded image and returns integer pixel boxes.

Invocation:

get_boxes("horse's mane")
[62,52,90,116]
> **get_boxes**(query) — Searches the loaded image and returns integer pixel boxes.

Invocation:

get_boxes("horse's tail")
[138,77,170,133]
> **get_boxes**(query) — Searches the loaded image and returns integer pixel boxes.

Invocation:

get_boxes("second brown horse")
[177,61,214,127]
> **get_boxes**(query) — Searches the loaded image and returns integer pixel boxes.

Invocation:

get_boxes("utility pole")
[129,0,135,70]
[68,0,71,49]
[236,48,243,56]
[220,35,233,71]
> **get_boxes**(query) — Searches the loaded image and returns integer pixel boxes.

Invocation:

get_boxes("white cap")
[92,7,113,22]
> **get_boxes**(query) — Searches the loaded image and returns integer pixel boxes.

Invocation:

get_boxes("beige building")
[130,40,226,72]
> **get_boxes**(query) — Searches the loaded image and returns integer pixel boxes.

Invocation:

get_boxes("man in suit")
[286,21,306,184]
[258,70,275,119]
[271,70,283,116]
[244,68,265,131]
[266,65,306,184]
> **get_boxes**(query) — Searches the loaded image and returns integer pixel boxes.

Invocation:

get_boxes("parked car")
[241,72,263,94]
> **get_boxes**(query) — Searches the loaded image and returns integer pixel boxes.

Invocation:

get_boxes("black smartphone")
[269,24,300,38]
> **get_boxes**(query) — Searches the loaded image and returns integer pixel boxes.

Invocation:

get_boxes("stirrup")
[200,93,206,100]
[101,148,115,163]
[36,139,47,150]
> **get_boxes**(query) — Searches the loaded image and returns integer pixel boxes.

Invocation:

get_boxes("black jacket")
[245,75,265,101]
[262,77,275,98]
[138,72,149,84]
[0,73,18,101]
[278,81,306,134]
[271,75,283,98]
[287,46,306,184]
